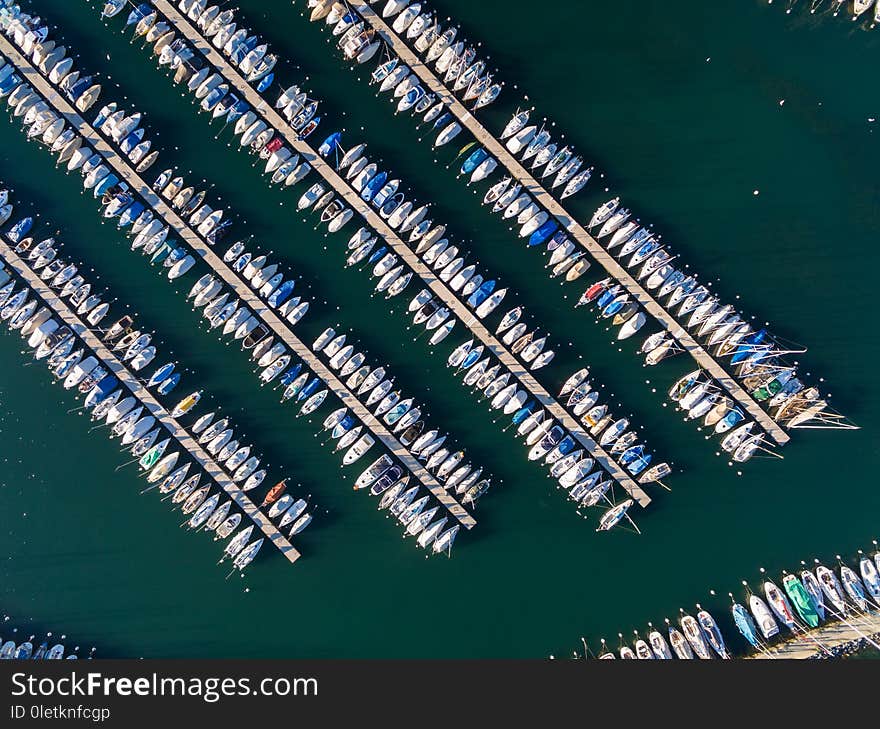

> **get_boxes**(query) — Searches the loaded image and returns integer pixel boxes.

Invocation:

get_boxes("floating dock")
[0,234,302,565]
[750,610,880,659]
[351,3,791,448]
[146,1,651,507]
[0,34,477,529]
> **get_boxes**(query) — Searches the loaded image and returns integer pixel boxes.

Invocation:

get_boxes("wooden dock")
[350,3,791,448]
[0,235,302,565]
[750,609,880,659]
[0,35,477,529]
[147,1,651,507]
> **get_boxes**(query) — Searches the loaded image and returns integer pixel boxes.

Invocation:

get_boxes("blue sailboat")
[297,376,321,402]
[147,362,176,389]
[528,219,558,247]
[717,408,744,431]
[619,444,644,466]
[125,3,152,25]
[732,603,760,649]
[595,285,622,310]
[361,171,388,202]
[94,175,120,198]
[256,73,274,94]
[279,363,304,387]
[467,279,495,308]
[730,329,768,365]
[86,375,119,408]
[118,202,145,228]
[267,279,295,308]
[627,452,651,476]
[367,246,388,264]
[601,295,628,318]
[6,217,33,242]
[554,435,575,458]
[156,372,181,396]
[460,147,488,175]
[66,76,93,102]
[512,400,536,425]
[318,132,342,158]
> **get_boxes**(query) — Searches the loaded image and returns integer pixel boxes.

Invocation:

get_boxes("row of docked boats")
[97,1,663,531]
[0,23,232,271]
[13,6,464,549]
[0,202,112,333]
[344,0,845,446]
[500,111,593,199]
[559,367,668,483]
[299,0,787,467]
[353,453,461,555]
[580,545,880,659]
[339,0,502,111]
[117,1,278,92]
[322,131,563,373]
[110,1,602,491]
[370,56,462,151]
[308,0,381,64]
[592,609,732,660]
[314,325,492,507]
[0,13,333,468]
[110,6,650,517]
[669,368,767,462]
[0,215,270,572]
[586,195,836,433]
[0,11,101,114]
[132,2,527,353]
[1,28,320,543]
[360,0,848,444]
[445,338,635,531]
[114,3,575,388]
[0,622,91,660]
[187,267,326,422]
[783,0,880,24]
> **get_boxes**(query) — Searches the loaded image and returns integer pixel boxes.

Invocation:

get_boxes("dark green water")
[0,0,877,657]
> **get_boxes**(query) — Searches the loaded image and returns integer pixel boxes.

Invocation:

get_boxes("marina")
[0,227,302,566]
[0,0,875,659]
[0,612,95,659]
[771,0,880,26]
[566,539,880,659]
[325,1,841,450]
[0,25,477,531]
[115,0,652,509]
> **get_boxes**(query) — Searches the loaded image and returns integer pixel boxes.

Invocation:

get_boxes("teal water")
[0,0,878,657]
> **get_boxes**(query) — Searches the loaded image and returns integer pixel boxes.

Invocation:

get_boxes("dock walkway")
[0,234,301,564]
[149,0,651,507]
[0,34,476,529]
[351,3,791,448]
[750,610,880,659]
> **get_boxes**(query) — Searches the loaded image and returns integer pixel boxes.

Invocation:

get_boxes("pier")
[0,35,477,529]
[144,1,651,507]
[750,610,880,659]
[0,234,301,565]
[350,3,791,448]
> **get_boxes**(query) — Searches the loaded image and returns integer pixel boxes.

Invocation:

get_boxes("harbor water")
[0,0,878,657]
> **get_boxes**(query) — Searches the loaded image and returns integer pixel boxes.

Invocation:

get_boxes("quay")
[147,1,651,507]
[351,3,791,448]
[0,35,477,529]
[750,610,880,659]
[0,234,302,564]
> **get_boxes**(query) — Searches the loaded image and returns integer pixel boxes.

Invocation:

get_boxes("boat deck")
[149,0,651,507]
[0,234,302,565]
[351,3,791,449]
[0,34,477,529]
